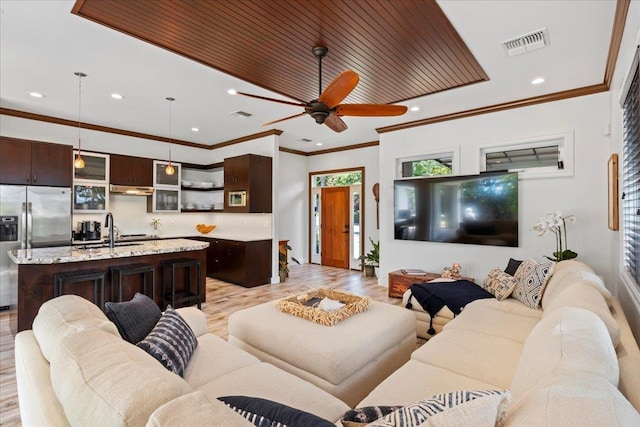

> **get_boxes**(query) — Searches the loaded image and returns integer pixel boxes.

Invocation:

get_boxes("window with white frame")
[397,148,458,179]
[621,46,639,287]
[478,132,574,179]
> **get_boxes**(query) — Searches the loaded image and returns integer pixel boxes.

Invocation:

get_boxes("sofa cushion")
[443,299,540,343]
[137,306,198,377]
[502,374,640,427]
[411,328,523,389]
[366,389,508,427]
[543,282,620,347]
[357,359,499,408]
[32,294,119,362]
[146,391,253,427]
[183,333,260,389]
[50,328,192,427]
[104,292,162,344]
[194,362,350,422]
[542,270,612,309]
[482,268,518,301]
[218,395,336,427]
[512,259,554,309]
[509,307,619,400]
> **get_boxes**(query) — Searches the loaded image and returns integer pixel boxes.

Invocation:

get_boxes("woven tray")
[276,288,371,326]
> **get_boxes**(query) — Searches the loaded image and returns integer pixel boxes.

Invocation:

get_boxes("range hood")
[109,185,155,196]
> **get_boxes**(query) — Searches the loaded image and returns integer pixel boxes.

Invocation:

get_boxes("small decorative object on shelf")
[532,212,578,261]
[150,218,161,235]
[441,262,462,279]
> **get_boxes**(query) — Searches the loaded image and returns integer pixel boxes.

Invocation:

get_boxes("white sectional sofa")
[14,295,349,426]
[355,260,640,425]
[14,260,640,426]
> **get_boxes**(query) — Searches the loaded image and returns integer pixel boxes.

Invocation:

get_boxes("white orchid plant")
[532,212,577,262]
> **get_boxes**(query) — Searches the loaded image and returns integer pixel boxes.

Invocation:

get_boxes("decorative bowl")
[196,224,216,234]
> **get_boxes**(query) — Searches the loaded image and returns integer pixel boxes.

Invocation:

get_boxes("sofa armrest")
[14,331,71,427]
[175,307,208,337]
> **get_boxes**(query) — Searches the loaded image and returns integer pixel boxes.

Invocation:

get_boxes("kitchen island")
[8,238,208,333]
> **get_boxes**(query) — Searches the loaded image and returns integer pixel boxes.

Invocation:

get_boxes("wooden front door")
[321,187,350,268]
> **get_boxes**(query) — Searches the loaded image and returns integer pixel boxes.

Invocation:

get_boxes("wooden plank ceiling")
[72,0,488,105]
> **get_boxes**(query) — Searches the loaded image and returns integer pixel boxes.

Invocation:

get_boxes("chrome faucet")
[105,212,115,248]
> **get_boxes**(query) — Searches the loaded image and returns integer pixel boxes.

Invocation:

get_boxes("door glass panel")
[352,191,360,260]
[313,192,321,256]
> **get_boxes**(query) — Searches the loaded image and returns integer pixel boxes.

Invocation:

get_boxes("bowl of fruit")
[196,224,216,234]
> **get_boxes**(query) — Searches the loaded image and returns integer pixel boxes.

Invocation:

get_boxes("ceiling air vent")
[298,138,312,143]
[230,110,252,119]
[501,28,549,57]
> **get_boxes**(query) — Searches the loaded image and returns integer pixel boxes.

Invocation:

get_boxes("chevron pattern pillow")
[512,259,555,309]
[367,390,506,427]
[136,305,197,377]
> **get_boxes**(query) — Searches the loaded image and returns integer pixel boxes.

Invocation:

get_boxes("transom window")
[485,145,559,172]
[397,149,458,179]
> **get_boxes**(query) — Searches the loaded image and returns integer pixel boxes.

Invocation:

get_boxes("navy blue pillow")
[104,292,161,344]
[218,395,335,427]
[504,258,523,276]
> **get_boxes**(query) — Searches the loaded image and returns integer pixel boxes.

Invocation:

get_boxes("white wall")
[380,93,611,288]
[278,151,309,263]
[607,0,640,342]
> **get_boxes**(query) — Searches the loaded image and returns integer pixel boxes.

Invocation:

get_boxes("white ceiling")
[0,1,616,153]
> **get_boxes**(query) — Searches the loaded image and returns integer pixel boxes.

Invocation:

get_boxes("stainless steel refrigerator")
[0,186,72,308]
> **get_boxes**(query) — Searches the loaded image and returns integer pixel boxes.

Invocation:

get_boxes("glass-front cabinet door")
[73,151,109,182]
[149,160,181,212]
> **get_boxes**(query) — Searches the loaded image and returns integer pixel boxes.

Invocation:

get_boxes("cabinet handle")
[33,174,37,183]
[26,173,30,183]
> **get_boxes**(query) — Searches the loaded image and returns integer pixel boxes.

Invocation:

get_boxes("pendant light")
[73,72,87,169]
[165,97,176,176]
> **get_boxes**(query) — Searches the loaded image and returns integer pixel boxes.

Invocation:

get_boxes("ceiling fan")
[236,46,408,133]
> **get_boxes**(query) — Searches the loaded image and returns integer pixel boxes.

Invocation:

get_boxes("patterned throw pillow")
[512,259,555,309]
[218,395,336,427]
[104,292,161,344]
[136,306,197,377]
[340,406,403,426]
[367,390,505,427]
[482,268,519,301]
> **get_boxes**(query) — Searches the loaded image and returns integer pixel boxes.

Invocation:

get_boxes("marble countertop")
[8,238,209,265]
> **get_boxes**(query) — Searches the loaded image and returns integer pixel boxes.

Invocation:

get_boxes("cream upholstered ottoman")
[227,300,416,407]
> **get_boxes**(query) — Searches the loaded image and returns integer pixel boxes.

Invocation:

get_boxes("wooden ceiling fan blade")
[336,104,408,117]
[318,70,359,109]
[324,113,348,133]
[261,112,306,126]
[237,91,306,108]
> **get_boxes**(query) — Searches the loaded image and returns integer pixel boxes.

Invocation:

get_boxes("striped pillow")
[136,306,197,377]
[367,390,505,427]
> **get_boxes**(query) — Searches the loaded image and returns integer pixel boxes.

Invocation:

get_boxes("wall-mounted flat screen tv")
[394,171,518,247]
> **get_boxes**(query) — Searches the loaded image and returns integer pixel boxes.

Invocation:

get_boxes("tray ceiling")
[72,0,488,105]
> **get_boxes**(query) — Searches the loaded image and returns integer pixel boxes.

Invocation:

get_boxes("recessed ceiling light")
[227,89,237,95]
[531,77,545,85]
[316,142,323,146]
[110,93,123,100]
[410,106,420,112]
[29,92,45,98]
[191,127,199,132]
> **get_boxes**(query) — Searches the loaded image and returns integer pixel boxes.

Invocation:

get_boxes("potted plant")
[359,237,379,277]
[279,244,300,282]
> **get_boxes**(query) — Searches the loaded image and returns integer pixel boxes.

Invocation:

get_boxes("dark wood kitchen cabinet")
[110,154,153,186]
[0,137,72,187]
[224,154,272,213]
[198,237,272,287]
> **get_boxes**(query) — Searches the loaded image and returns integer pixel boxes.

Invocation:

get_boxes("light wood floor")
[0,264,414,426]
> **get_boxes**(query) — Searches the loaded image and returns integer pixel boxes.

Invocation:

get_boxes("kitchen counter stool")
[53,269,106,309]
[110,263,155,303]
[162,258,201,309]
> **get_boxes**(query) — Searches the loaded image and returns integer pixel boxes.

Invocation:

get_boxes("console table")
[388,269,475,298]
